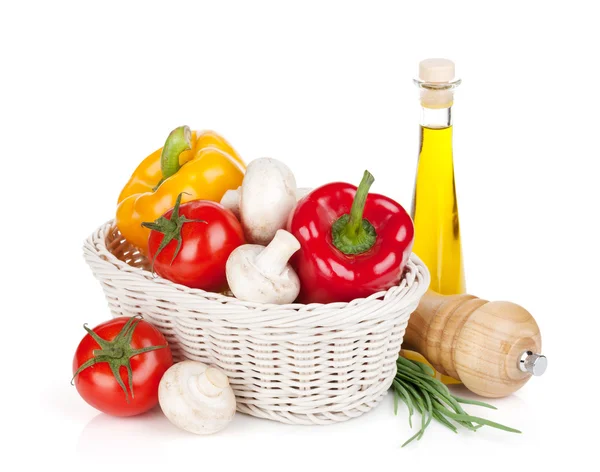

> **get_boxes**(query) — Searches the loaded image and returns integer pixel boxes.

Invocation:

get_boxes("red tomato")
[144,195,245,291]
[72,316,173,417]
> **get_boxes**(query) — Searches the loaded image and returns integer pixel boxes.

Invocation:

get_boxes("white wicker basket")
[84,220,430,425]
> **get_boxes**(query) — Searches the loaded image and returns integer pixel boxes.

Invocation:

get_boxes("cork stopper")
[419,58,455,83]
[417,58,459,109]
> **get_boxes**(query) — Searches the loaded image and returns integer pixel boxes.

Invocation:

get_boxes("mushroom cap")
[240,158,297,245]
[220,187,241,220]
[226,244,300,304]
[159,361,236,435]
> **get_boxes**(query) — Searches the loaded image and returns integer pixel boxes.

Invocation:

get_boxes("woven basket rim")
[85,220,430,315]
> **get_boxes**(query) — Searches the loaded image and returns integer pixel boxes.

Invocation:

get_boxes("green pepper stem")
[345,170,375,239]
[160,125,192,180]
[331,170,377,255]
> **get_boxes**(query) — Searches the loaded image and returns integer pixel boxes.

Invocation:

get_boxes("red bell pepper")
[288,170,414,304]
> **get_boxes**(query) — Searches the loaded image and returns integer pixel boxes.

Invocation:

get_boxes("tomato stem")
[141,192,207,268]
[71,315,168,402]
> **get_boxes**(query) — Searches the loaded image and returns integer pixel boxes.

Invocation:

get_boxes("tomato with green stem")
[72,316,173,417]
[142,192,245,291]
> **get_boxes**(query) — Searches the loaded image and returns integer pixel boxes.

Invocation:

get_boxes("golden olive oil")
[406,58,465,384]
[411,125,465,295]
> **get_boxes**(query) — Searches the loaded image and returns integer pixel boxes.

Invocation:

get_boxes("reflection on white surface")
[76,407,187,456]
[75,386,529,457]
[41,362,545,471]
[74,395,397,465]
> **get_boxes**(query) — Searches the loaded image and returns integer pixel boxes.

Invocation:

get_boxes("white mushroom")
[220,188,242,220]
[226,229,301,304]
[294,187,313,201]
[158,361,236,435]
[220,158,298,245]
[221,186,312,221]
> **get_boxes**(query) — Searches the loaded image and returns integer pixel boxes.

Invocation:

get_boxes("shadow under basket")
[83,221,430,425]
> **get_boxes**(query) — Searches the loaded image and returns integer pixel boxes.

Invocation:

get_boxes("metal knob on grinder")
[403,290,547,398]
[519,351,547,376]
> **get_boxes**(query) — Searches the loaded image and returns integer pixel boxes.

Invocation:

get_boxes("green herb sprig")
[392,355,521,447]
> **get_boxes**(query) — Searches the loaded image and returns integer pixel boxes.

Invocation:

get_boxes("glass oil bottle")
[411,58,465,295]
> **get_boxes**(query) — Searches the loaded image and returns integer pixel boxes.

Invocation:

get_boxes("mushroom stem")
[254,230,301,275]
[195,367,230,398]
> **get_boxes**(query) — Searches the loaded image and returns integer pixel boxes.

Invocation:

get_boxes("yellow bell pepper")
[116,126,245,254]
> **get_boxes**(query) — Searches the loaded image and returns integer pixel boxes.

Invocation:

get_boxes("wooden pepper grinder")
[403,290,547,398]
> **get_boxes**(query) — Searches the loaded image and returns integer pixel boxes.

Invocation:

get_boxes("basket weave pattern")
[84,221,430,425]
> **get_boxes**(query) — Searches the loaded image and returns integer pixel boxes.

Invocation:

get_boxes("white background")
[1,0,598,470]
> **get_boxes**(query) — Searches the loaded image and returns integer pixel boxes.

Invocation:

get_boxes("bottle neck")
[420,106,452,129]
